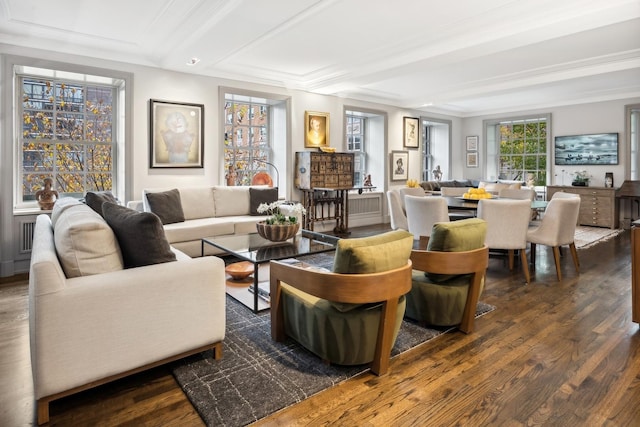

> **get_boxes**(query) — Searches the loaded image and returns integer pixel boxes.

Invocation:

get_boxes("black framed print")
[403,117,419,148]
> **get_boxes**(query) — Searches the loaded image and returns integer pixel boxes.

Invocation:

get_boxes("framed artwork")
[149,99,204,168]
[466,152,478,168]
[391,150,409,181]
[304,111,330,148]
[466,135,478,151]
[403,116,419,148]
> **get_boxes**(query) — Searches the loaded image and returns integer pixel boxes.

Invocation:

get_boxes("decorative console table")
[546,185,618,229]
[295,151,355,235]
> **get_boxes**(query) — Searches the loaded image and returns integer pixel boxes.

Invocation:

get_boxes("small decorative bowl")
[225,261,255,280]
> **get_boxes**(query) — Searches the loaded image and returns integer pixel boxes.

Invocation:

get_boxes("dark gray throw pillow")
[249,187,279,215]
[84,191,118,216]
[145,189,185,224]
[102,202,176,268]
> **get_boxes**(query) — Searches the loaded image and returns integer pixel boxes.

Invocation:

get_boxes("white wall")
[0,44,437,275]
[461,98,640,187]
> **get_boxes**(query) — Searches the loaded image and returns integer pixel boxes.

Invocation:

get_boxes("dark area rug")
[171,252,495,427]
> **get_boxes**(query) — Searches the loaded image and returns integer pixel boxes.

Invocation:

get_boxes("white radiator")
[19,219,36,253]
[348,194,382,216]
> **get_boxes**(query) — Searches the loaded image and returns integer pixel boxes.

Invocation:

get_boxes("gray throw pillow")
[102,202,176,268]
[249,187,279,215]
[146,189,185,224]
[84,191,118,216]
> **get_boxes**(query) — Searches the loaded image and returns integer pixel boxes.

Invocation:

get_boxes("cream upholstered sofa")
[130,185,295,258]
[29,198,226,424]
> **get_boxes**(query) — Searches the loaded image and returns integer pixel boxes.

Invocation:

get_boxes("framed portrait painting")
[391,150,409,181]
[150,99,204,168]
[403,117,419,148]
[304,111,330,148]
[466,152,478,168]
[466,135,478,151]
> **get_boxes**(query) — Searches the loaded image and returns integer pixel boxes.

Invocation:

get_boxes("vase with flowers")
[256,201,306,242]
[571,170,591,187]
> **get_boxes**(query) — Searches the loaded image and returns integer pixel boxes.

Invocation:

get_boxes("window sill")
[14,207,51,216]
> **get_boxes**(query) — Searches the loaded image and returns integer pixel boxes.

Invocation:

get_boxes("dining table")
[443,196,548,215]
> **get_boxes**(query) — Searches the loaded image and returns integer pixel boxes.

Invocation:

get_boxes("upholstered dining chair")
[477,198,532,284]
[526,197,581,281]
[499,188,535,200]
[399,187,426,211]
[551,191,581,199]
[386,189,408,231]
[405,195,449,248]
[406,218,489,333]
[270,230,413,376]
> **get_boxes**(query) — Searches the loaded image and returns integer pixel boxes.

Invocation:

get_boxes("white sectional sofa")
[29,198,226,424]
[136,185,294,258]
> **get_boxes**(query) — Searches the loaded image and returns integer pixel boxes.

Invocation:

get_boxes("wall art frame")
[391,150,409,181]
[403,116,419,148]
[150,99,204,168]
[466,135,478,151]
[304,111,330,148]
[466,152,478,168]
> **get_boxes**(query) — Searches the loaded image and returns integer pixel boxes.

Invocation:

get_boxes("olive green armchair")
[269,230,413,375]
[406,218,489,333]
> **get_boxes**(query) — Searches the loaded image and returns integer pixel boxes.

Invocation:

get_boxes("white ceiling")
[1,0,639,117]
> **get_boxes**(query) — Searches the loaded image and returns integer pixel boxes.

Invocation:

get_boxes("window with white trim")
[224,95,272,185]
[346,113,366,186]
[485,115,549,186]
[17,67,121,207]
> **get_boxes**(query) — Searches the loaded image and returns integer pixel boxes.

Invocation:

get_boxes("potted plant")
[256,202,306,241]
[572,170,591,186]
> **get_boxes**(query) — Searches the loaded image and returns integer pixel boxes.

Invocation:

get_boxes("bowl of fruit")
[460,188,494,201]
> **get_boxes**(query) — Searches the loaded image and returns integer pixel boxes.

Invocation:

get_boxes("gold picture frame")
[304,111,330,148]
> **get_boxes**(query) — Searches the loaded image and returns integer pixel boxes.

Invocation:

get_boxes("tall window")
[346,114,365,186]
[422,124,432,181]
[485,115,549,186]
[224,97,271,185]
[19,73,116,205]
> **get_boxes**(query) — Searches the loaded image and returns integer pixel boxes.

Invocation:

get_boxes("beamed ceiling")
[1,0,639,117]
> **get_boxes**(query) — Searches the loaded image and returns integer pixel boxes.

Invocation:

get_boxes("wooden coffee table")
[202,230,339,312]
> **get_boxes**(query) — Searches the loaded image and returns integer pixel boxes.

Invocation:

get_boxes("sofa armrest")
[31,256,226,399]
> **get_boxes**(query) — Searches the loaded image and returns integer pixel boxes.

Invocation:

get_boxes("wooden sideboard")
[546,185,618,229]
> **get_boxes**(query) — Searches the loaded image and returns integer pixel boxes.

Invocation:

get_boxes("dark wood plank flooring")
[2,225,639,426]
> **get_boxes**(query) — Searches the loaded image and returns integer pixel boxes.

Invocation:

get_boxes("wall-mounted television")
[554,133,618,165]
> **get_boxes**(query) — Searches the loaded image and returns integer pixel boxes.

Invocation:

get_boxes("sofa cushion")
[102,202,176,268]
[163,217,236,244]
[249,187,279,215]
[426,218,486,282]
[176,187,216,220]
[53,201,124,278]
[212,186,251,217]
[146,189,185,225]
[51,197,84,228]
[84,191,119,216]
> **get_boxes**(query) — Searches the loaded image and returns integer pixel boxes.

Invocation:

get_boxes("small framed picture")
[305,111,330,148]
[466,135,478,151]
[403,117,419,148]
[391,150,409,181]
[466,152,478,168]
[150,99,204,168]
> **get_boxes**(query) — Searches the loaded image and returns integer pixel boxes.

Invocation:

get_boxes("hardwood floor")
[2,225,639,426]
